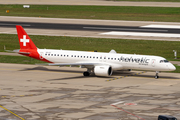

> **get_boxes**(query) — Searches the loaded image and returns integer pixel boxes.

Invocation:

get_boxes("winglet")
[16,25,37,50]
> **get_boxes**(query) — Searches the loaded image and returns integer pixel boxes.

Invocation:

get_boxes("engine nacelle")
[94,66,113,76]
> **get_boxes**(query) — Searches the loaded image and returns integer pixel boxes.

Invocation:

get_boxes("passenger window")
[54,54,56,56]
[45,54,47,56]
[71,55,73,57]
[51,54,53,56]
[67,55,69,57]
[57,54,59,56]
[48,54,50,56]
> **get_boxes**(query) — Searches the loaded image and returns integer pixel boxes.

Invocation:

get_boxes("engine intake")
[94,66,112,76]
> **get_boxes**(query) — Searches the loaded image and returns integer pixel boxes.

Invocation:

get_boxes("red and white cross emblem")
[20,35,29,46]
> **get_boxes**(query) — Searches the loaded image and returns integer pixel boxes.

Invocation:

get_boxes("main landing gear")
[155,71,159,79]
[83,71,90,76]
[83,68,93,76]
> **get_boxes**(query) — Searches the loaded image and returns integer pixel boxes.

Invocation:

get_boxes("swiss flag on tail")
[16,25,37,50]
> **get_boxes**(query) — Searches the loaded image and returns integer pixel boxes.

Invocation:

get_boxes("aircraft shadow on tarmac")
[19,66,180,80]
[134,74,180,79]
[19,66,83,74]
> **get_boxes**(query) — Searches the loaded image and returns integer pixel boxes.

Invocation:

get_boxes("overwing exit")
[15,25,176,79]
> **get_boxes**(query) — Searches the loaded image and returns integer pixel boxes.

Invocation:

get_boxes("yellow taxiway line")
[0,105,25,120]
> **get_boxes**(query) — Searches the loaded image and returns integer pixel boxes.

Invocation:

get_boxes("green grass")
[1,5,180,22]
[1,34,180,73]
[173,65,180,73]
[1,34,180,60]
[110,0,180,2]
[0,55,45,64]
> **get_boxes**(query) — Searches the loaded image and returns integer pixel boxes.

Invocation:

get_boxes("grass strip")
[0,55,45,64]
[0,34,180,60]
[1,5,180,22]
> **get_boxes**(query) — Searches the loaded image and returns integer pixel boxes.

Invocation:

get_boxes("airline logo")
[119,56,150,65]
[20,35,29,46]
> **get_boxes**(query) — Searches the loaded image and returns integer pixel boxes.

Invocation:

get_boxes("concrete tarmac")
[1,0,180,7]
[0,63,180,120]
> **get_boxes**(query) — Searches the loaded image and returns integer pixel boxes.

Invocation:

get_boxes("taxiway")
[1,16,180,41]
[0,63,180,120]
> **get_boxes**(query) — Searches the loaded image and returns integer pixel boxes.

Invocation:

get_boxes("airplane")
[14,25,176,79]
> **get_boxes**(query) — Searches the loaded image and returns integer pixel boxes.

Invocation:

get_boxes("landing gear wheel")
[155,75,159,79]
[83,72,90,76]
[155,71,159,79]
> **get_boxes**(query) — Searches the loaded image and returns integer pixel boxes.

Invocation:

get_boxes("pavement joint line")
[1,94,36,98]
[106,71,146,81]
[0,105,25,120]
[111,104,145,120]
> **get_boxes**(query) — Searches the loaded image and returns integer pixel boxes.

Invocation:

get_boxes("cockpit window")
[160,60,169,63]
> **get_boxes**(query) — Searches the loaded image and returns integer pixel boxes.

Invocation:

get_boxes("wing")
[48,62,102,67]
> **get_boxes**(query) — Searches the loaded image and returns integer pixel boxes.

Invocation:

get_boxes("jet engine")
[94,66,112,76]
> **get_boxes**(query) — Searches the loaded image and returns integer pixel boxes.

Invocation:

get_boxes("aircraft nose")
[169,64,176,71]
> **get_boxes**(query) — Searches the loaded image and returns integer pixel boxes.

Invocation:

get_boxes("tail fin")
[16,25,37,49]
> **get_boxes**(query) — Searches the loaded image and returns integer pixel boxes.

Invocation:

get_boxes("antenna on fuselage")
[109,49,117,54]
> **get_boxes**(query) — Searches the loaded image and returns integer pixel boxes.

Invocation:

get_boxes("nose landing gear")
[83,68,93,76]
[155,71,159,79]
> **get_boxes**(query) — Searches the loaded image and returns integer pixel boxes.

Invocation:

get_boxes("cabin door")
[100,55,106,62]
[151,59,156,67]
[40,52,44,59]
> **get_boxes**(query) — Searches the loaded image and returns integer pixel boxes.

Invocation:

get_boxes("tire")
[83,72,90,76]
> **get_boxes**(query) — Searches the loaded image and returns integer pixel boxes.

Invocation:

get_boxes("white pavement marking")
[111,101,124,106]
[141,25,180,29]
[101,31,180,38]
[84,27,167,32]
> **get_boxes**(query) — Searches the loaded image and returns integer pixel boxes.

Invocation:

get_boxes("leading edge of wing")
[48,62,102,66]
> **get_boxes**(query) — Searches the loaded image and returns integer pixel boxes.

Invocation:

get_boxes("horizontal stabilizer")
[3,49,20,53]
[18,52,30,55]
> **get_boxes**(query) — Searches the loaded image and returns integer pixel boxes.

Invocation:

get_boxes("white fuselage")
[38,49,176,72]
